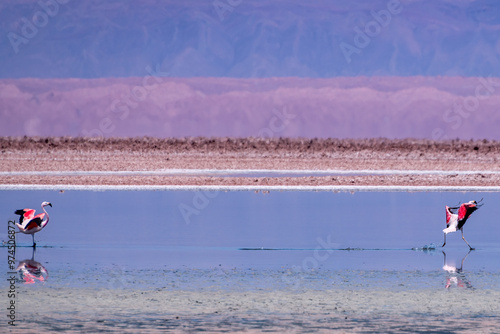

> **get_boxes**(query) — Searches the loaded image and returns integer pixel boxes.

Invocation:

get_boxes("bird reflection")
[16,248,48,284]
[442,250,472,289]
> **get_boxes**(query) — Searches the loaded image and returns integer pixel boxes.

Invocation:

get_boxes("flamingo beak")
[48,203,52,207]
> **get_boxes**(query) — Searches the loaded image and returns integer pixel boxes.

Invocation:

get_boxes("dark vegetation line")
[1,137,499,153]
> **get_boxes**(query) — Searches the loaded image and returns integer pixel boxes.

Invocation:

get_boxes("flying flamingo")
[442,200,482,250]
[14,201,52,247]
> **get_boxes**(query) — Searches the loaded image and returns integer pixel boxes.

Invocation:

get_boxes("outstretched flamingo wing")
[32,212,45,221]
[15,209,36,225]
[24,209,36,219]
[458,204,477,221]
[445,206,453,227]
[457,203,478,230]
[458,204,466,220]
[24,216,44,231]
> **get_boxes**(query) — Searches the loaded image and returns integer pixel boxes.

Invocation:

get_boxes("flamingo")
[442,200,482,250]
[14,201,52,247]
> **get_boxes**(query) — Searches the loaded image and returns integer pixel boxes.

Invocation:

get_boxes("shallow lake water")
[1,190,499,332]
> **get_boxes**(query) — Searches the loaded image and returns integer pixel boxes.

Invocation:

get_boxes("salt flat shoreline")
[2,287,500,333]
[1,137,500,187]
[3,184,500,192]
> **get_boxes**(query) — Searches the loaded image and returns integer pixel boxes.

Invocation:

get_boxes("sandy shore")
[1,137,500,187]
[3,287,499,333]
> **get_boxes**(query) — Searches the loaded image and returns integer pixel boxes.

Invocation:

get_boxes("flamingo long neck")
[41,204,50,228]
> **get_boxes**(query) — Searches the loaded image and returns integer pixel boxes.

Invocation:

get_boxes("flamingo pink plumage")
[14,201,52,247]
[442,200,482,250]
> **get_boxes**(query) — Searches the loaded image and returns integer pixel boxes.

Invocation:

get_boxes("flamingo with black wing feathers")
[443,200,482,250]
[14,201,52,247]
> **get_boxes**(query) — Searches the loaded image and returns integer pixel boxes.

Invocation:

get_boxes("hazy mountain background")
[2,76,499,139]
[1,0,500,139]
[2,0,500,78]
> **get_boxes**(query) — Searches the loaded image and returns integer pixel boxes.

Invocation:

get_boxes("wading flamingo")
[14,201,52,247]
[442,200,482,250]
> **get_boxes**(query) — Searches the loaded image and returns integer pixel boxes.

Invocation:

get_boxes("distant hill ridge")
[1,0,500,78]
[1,76,499,139]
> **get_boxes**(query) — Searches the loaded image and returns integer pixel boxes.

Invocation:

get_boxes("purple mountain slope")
[1,0,500,78]
[1,76,499,139]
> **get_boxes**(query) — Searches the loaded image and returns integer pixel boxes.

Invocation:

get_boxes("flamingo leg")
[442,233,446,247]
[461,229,474,250]
[32,234,36,248]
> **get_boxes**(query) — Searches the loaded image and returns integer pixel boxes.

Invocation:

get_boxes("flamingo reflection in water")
[17,248,48,285]
[442,250,473,289]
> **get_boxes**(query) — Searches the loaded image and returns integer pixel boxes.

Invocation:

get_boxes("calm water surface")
[1,190,499,290]
[1,190,500,333]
